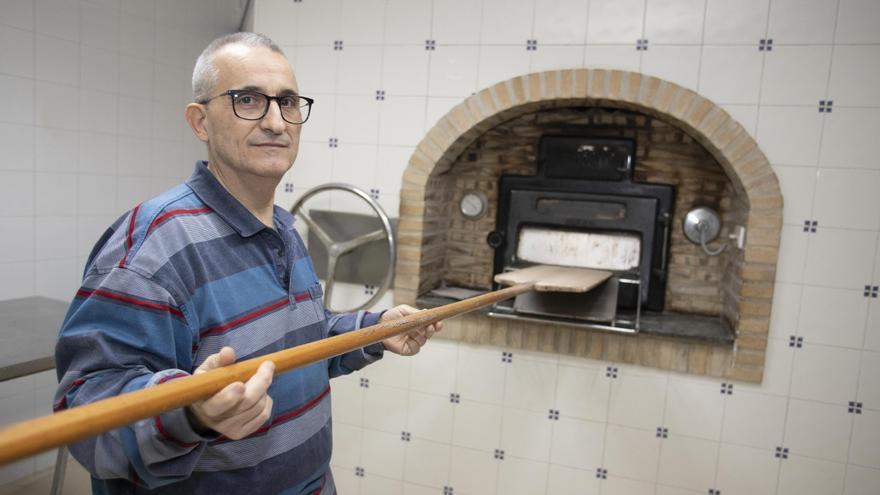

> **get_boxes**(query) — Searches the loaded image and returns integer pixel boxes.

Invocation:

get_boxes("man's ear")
[185,103,209,143]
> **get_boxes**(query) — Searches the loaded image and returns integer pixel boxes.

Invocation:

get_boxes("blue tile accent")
[450,392,460,404]
[606,366,618,378]
[849,401,863,414]
[425,39,436,51]
[864,285,879,298]
[775,446,789,459]
[363,284,376,295]
[802,219,818,233]
[494,449,505,460]
[329,137,338,148]
[369,188,380,200]
[721,382,734,395]
[656,426,669,438]
[526,39,537,51]
[360,377,370,388]
[401,431,411,441]
[502,351,513,363]
[788,335,803,348]
[443,487,454,495]
[548,409,559,420]
[355,466,365,477]
[375,90,385,101]
[819,100,834,113]
[596,468,607,479]
[709,489,722,495]
[759,38,774,51]
[636,39,648,51]
[284,183,294,193]
[333,40,344,51]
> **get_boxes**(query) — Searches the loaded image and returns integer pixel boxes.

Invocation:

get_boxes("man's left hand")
[380,304,442,356]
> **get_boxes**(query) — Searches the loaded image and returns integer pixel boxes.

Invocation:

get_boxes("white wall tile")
[79,89,118,133]
[663,378,724,440]
[428,46,479,97]
[584,45,641,71]
[119,14,154,58]
[296,0,340,46]
[0,26,35,78]
[78,174,116,216]
[35,216,77,260]
[760,46,832,106]
[363,383,408,433]
[0,74,34,125]
[80,45,119,94]
[334,95,379,144]
[452,399,503,452]
[362,352,411,389]
[850,409,880,469]
[640,45,701,91]
[495,456,549,495]
[331,421,363,468]
[35,0,79,41]
[769,282,801,340]
[555,364,610,422]
[758,107,823,166]
[721,389,787,449]
[403,438,450,488]
[0,262,35,300]
[331,143,376,190]
[804,228,876,289]
[533,0,589,45]
[587,0,645,44]
[361,474,403,495]
[775,225,809,283]
[529,45,586,73]
[294,46,338,95]
[657,435,718,492]
[0,0,34,31]
[835,0,880,44]
[35,34,78,86]
[857,351,880,409]
[644,0,706,44]
[381,46,429,96]
[844,464,880,495]
[0,123,35,171]
[703,0,769,44]
[549,416,605,470]
[815,168,880,231]
[0,171,34,216]
[340,0,385,46]
[35,172,77,217]
[455,345,506,405]
[362,428,406,480]
[819,108,880,170]
[432,0,482,45]
[480,0,533,45]
[477,45,531,90]
[784,398,853,463]
[407,391,453,443]
[790,343,860,404]
[828,45,880,107]
[337,46,382,96]
[503,355,558,412]
[500,407,553,461]
[449,446,498,495]
[34,257,79,300]
[408,341,458,396]
[79,131,117,175]
[378,96,427,147]
[80,0,119,48]
[608,371,667,430]
[383,0,431,45]
[374,146,413,201]
[548,464,600,495]
[0,217,34,262]
[767,0,837,44]
[777,455,846,495]
[798,286,867,349]
[698,46,763,104]
[865,299,880,353]
[715,443,780,495]
[772,165,816,225]
[603,424,661,482]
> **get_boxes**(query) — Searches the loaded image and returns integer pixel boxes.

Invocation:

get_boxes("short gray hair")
[192,32,284,102]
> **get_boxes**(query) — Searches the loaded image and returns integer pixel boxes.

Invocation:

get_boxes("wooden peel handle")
[0,282,533,466]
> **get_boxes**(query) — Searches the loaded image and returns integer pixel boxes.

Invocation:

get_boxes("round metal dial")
[460,191,487,219]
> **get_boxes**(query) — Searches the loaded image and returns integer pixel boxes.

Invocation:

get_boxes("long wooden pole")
[0,282,534,466]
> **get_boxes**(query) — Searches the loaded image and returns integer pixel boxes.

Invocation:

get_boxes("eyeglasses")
[198,90,314,125]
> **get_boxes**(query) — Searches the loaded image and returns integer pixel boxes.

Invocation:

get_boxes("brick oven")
[394,69,783,383]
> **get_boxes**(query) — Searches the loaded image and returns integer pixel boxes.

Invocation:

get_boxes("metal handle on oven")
[659,212,670,273]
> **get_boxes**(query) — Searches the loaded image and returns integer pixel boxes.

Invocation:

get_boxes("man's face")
[200,44,301,180]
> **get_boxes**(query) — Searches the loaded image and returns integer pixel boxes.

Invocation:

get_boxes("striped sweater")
[54,161,383,495]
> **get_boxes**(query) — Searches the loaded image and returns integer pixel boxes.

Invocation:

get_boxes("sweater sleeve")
[54,267,214,489]
[324,309,385,378]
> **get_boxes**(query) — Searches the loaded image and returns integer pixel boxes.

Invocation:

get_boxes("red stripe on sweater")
[199,297,290,338]
[211,386,331,445]
[118,204,141,268]
[77,288,184,318]
[146,207,212,235]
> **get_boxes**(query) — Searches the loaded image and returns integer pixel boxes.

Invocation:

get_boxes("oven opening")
[515,226,641,272]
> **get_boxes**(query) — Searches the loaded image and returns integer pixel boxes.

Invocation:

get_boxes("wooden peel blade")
[0,264,602,466]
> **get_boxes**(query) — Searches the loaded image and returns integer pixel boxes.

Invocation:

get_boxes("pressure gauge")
[459,191,488,220]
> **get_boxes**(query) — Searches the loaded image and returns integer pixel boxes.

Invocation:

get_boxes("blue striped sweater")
[54,161,384,495]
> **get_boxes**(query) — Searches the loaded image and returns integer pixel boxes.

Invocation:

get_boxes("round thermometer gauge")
[459,191,488,219]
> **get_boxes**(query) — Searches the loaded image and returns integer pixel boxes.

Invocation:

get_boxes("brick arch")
[395,69,782,381]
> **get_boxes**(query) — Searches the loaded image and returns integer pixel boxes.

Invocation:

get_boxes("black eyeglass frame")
[198,89,314,125]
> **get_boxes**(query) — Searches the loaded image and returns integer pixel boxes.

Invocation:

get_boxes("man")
[54,32,439,494]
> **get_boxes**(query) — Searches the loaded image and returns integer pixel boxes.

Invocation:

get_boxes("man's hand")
[380,305,442,356]
[186,347,275,440]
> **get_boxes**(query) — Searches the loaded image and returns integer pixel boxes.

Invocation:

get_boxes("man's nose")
[260,99,286,133]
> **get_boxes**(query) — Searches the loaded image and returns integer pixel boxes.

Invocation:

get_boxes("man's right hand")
[186,346,275,440]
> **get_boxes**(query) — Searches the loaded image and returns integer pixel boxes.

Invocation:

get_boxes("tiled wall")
[0,0,244,484]
[257,0,880,494]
